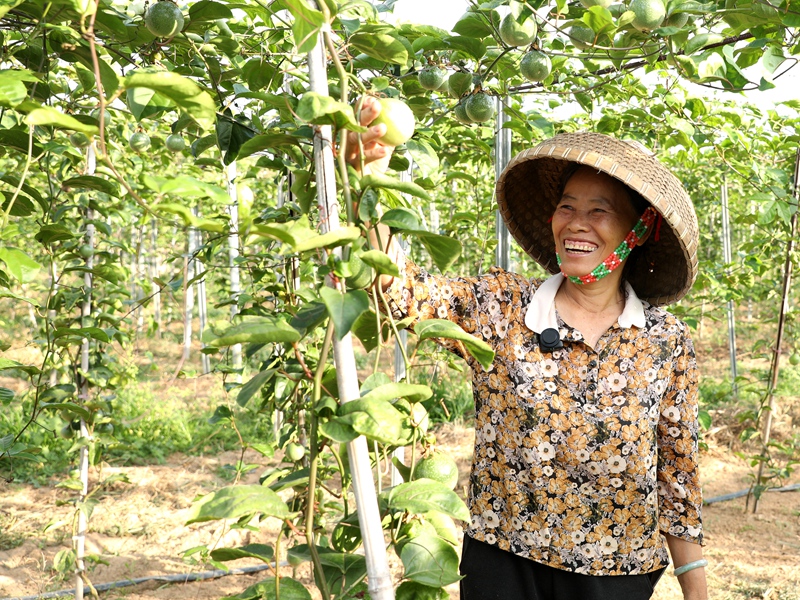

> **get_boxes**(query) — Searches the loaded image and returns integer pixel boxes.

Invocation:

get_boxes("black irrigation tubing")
[704,483,800,505]
[2,562,287,600]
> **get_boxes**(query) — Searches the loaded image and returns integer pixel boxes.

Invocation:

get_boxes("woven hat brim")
[496,132,699,306]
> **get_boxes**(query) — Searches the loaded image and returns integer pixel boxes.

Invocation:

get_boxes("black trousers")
[459,536,665,600]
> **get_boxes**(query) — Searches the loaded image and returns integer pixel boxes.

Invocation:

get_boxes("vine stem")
[0,123,35,231]
[305,321,336,600]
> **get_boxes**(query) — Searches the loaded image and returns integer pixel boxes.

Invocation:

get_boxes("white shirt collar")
[524,273,646,333]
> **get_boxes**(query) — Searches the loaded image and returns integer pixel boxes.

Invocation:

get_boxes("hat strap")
[556,207,658,285]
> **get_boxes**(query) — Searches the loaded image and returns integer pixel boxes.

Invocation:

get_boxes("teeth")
[564,241,597,253]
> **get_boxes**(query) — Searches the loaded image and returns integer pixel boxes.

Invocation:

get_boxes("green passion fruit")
[69,132,91,148]
[144,1,185,38]
[418,66,447,91]
[285,442,306,462]
[464,92,495,123]
[569,25,596,50]
[412,452,459,490]
[498,13,538,47]
[453,102,473,124]
[520,50,552,82]
[165,133,186,152]
[129,132,151,152]
[371,98,416,146]
[631,0,666,31]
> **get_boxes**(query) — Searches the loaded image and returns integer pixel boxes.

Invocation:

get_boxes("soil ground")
[1,334,799,600]
[0,421,798,600]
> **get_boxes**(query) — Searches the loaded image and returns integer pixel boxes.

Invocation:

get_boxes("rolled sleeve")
[383,256,483,363]
[656,325,704,545]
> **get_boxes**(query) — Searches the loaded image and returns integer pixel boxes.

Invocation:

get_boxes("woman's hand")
[345,96,394,176]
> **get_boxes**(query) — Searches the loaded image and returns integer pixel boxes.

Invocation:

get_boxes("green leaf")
[381,207,421,231]
[155,203,226,233]
[0,357,40,374]
[319,287,370,340]
[582,5,615,34]
[452,11,495,37]
[145,175,229,203]
[359,382,432,404]
[0,128,43,157]
[351,309,385,354]
[292,227,362,253]
[237,369,276,407]
[361,173,431,201]
[216,113,256,165]
[0,387,15,405]
[290,301,328,335]
[296,93,366,132]
[283,0,325,53]
[414,231,462,273]
[62,176,119,197]
[443,35,487,60]
[414,319,494,370]
[0,0,24,18]
[202,317,302,347]
[396,581,449,600]
[359,249,401,277]
[236,134,301,160]
[406,139,440,177]
[0,247,42,283]
[350,32,409,65]
[126,86,173,121]
[220,576,312,600]
[34,224,75,246]
[242,58,284,92]
[337,397,414,445]
[53,327,110,343]
[41,402,92,421]
[25,107,98,134]
[123,70,216,130]
[210,543,274,563]
[0,69,37,108]
[400,533,462,587]
[186,485,290,524]
[188,0,233,21]
[683,33,724,55]
[384,479,470,521]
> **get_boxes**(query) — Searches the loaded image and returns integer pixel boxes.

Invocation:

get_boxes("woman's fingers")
[358,96,381,126]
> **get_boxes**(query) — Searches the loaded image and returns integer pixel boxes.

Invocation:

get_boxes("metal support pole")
[495,96,512,271]
[720,177,738,399]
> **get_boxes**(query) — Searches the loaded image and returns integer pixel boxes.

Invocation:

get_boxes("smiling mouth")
[563,241,598,255]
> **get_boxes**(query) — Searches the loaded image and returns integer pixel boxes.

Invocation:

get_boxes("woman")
[350,98,707,600]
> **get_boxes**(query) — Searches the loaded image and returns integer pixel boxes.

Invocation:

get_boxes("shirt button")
[588,360,597,368]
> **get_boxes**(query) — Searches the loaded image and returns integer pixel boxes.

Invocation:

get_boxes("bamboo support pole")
[306,22,394,600]
[225,162,243,380]
[753,147,800,512]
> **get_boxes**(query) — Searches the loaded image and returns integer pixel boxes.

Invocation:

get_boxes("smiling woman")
[349,126,708,600]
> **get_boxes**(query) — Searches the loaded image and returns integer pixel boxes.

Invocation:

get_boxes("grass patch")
[0,379,273,485]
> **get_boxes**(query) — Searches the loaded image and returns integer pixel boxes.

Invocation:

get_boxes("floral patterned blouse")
[385,260,704,576]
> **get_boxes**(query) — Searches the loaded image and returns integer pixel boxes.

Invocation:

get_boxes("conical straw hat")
[496,132,699,306]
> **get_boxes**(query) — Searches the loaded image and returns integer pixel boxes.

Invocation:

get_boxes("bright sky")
[389,0,799,108]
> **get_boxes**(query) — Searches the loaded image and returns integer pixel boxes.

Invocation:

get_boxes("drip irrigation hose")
[2,562,287,600]
[704,483,800,505]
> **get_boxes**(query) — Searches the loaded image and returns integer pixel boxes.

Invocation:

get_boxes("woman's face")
[552,166,643,279]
